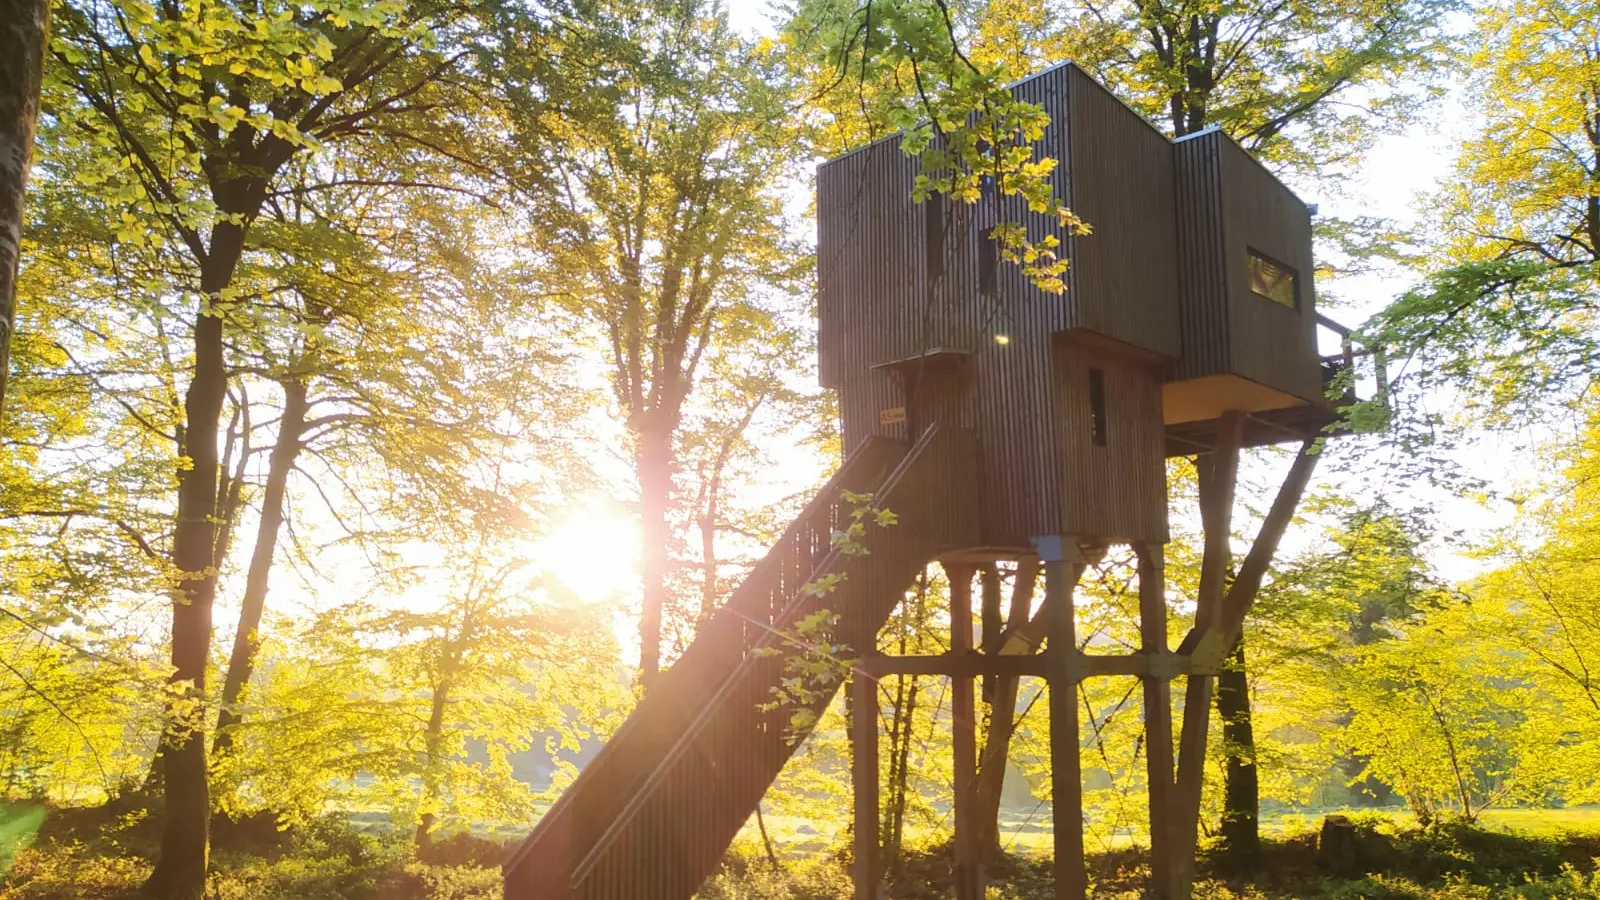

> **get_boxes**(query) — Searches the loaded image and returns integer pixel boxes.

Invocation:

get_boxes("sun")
[532,502,642,605]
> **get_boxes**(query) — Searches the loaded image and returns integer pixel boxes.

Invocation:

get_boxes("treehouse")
[816,62,1347,550]
[505,62,1364,900]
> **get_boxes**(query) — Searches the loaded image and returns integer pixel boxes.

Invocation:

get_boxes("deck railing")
[1316,311,1387,408]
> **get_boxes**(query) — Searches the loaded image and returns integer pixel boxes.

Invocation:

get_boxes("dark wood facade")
[1170,129,1323,422]
[817,62,1333,546]
[1053,334,1168,543]
[1063,67,1181,357]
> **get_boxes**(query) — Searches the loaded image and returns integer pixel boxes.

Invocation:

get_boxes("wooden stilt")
[1136,542,1176,899]
[1215,440,1321,645]
[947,563,981,900]
[1173,673,1214,897]
[853,665,880,900]
[1172,411,1244,897]
[1044,555,1087,900]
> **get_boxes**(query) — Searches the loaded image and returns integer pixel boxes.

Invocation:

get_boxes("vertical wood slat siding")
[1173,131,1230,381]
[985,66,1072,546]
[1172,130,1322,403]
[817,133,986,394]
[816,65,1081,547]
[1064,67,1181,358]
[1216,139,1322,402]
[1053,336,1168,543]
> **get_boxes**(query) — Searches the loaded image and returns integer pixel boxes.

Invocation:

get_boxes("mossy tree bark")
[0,0,50,420]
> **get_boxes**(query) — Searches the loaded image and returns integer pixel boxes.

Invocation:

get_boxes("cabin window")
[924,194,945,278]
[1088,368,1108,447]
[1249,250,1297,308]
[977,233,997,295]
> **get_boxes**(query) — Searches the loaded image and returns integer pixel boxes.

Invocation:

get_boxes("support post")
[853,664,879,900]
[947,563,981,900]
[1040,549,1086,900]
[1136,542,1176,899]
[1173,411,1244,896]
[1215,440,1321,645]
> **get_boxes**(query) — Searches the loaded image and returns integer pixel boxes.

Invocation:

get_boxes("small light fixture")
[986,302,1015,346]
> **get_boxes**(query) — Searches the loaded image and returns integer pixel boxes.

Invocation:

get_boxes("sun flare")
[532,503,642,605]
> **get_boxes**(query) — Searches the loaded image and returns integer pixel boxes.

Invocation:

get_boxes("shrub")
[416,832,510,868]
[1,845,149,899]
[697,849,852,900]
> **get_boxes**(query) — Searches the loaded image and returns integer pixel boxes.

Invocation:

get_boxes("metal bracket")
[1187,629,1230,675]
[1031,533,1108,565]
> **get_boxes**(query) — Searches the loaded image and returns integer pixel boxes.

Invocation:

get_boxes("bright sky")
[1283,89,1546,581]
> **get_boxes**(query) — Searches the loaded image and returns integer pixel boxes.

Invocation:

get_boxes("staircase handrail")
[502,435,904,880]
[566,425,947,889]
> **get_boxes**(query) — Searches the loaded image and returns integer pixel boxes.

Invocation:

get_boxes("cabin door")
[899,363,965,443]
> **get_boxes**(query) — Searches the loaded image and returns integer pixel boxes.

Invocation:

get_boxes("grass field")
[6,800,1600,900]
[743,805,1600,859]
[1265,806,1600,838]
[1480,806,1600,834]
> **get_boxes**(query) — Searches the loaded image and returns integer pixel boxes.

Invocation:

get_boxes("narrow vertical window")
[977,233,997,296]
[924,193,945,278]
[1088,368,1108,447]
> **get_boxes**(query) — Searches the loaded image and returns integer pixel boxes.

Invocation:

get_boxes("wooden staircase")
[504,424,980,900]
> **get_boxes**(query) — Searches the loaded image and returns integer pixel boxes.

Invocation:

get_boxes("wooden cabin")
[816,62,1342,551]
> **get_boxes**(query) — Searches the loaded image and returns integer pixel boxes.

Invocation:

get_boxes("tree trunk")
[755,804,782,869]
[636,422,673,689]
[1216,638,1260,862]
[979,566,1002,704]
[698,470,719,624]
[976,562,1040,860]
[696,399,759,625]
[977,675,1021,859]
[143,229,247,900]
[884,673,918,873]
[210,398,251,575]
[0,0,50,420]
[416,678,451,850]
[882,575,925,874]
[213,379,309,758]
